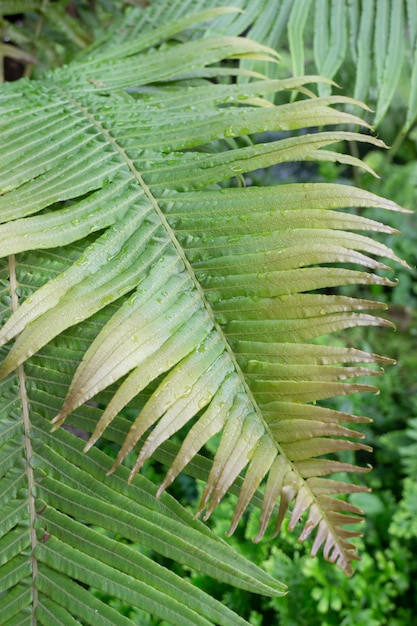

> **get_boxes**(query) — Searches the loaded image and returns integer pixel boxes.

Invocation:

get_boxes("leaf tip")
[83,439,94,453]
[50,414,64,431]
[156,483,166,498]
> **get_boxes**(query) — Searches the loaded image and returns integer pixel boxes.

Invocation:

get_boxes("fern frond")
[0,249,286,624]
[165,0,417,128]
[0,13,408,622]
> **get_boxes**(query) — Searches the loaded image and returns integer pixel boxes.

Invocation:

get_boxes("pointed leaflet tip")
[106,462,118,477]
[156,483,166,499]
[50,413,66,431]
[83,438,96,453]
[227,436,278,537]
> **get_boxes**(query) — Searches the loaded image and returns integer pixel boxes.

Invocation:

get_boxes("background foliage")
[1,1,416,625]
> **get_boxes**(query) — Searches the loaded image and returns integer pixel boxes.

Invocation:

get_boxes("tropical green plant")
[0,3,410,624]
[3,0,417,130]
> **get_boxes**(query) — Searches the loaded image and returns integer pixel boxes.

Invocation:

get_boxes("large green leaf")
[0,5,408,623]
[1,252,286,625]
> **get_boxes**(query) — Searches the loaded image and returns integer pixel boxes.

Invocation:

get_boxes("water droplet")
[215,314,228,325]
[178,386,192,399]
[198,397,210,410]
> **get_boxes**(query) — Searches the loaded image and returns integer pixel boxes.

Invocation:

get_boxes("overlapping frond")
[0,13,408,624]
[111,0,417,129]
[0,251,286,625]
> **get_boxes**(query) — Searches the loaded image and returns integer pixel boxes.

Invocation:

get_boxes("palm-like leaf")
[0,324,285,625]
[119,0,415,130]
[222,0,417,129]
[0,5,408,622]
[3,0,417,128]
